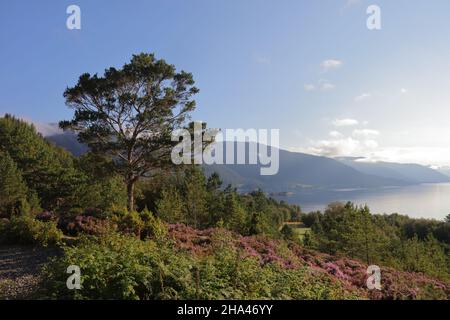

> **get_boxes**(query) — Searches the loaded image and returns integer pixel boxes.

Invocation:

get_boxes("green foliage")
[76,153,127,212]
[222,192,247,234]
[0,214,62,247]
[76,158,128,214]
[151,167,294,237]
[306,202,450,281]
[0,151,28,217]
[156,186,184,224]
[301,211,321,228]
[243,190,284,237]
[60,53,199,211]
[194,244,356,300]
[0,115,85,210]
[280,224,296,241]
[401,234,449,279]
[41,232,190,299]
[40,231,357,300]
[182,166,209,228]
[111,207,168,241]
[140,208,168,241]
[114,210,144,237]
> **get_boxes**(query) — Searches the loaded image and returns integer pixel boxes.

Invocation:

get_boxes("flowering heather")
[167,223,450,300]
[35,211,57,222]
[60,215,115,236]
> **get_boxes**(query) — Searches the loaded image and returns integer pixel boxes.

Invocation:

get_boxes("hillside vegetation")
[1,54,449,300]
[0,115,449,300]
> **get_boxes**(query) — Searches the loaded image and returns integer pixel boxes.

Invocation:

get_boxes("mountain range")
[202,143,450,192]
[45,132,450,192]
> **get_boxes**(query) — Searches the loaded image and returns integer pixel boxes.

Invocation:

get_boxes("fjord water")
[276,183,450,220]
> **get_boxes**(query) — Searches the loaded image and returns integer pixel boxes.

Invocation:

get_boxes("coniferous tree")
[223,192,246,233]
[0,151,28,217]
[60,53,199,211]
[183,166,208,228]
[156,186,184,223]
[0,115,83,210]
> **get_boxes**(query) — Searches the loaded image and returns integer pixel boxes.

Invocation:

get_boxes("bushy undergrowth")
[0,214,62,247]
[40,223,449,300]
[39,230,359,300]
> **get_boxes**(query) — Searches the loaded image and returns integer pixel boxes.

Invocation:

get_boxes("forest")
[0,54,449,300]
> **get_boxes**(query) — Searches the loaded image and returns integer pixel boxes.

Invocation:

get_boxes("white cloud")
[364,139,379,149]
[400,88,408,94]
[304,84,316,91]
[305,139,450,166]
[308,137,365,157]
[33,122,62,136]
[333,118,359,127]
[304,80,335,92]
[352,129,380,138]
[290,119,450,166]
[307,136,379,159]
[306,120,381,159]
[321,59,343,71]
[366,147,450,167]
[3,114,63,137]
[354,93,372,102]
[320,82,336,91]
[329,130,343,138]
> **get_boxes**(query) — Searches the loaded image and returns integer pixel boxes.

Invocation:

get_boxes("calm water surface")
[275,183,450,220]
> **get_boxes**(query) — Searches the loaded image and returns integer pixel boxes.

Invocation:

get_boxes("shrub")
[114,211,144,236]
[40,232,195,300]
[0,214,62,246]
[62,215,115,236]
[36,211,57,222]
[40,230,359,300]
[140,208,168,241]
[0,151,29,218]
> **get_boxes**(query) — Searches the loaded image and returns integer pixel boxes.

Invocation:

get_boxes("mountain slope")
[337,157,450,184]
[168,224,450,300]
[46,132,88,157]
[204,142,410,192]
[46,136,449,191]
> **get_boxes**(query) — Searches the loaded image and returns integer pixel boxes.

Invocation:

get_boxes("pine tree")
[183,166,208,228]
[0,151,28,217]
[60,53,199,211]
[223,192,246,233]
[0,115,83,210]
[445,214,450,223]
[156,186,184,223]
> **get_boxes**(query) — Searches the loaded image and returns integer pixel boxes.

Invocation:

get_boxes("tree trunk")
[127,180,135,212]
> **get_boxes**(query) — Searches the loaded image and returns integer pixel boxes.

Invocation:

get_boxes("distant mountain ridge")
[203,142,418,192]
[46,134,450,191]
[437,166,450,179]
[46,132,88,157]
[336,157,450,184]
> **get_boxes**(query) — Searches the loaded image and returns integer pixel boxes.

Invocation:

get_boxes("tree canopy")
[60,53,199,211]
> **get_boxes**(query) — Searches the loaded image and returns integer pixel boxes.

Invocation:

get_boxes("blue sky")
[2,0,450,166]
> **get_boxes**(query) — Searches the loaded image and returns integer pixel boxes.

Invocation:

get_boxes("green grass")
[280,222,311,240]
[292,227,311,240]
